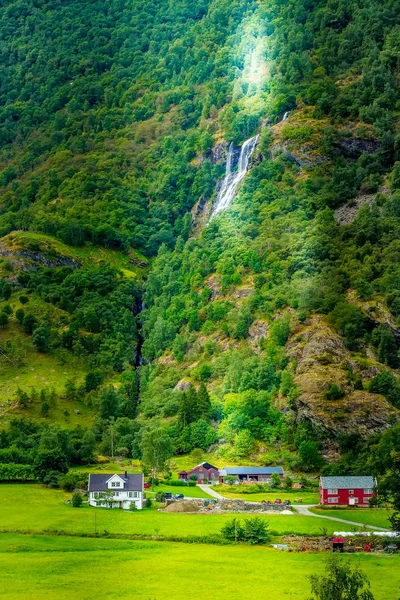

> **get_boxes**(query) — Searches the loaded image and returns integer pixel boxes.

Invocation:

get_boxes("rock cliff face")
[286,316,399,440]
[0,233,80,272]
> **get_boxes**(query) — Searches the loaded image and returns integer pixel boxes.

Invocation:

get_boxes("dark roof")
[188,462,219,472]
[220,467,284,476]
[320,476,375,490]
[88,473,143,492]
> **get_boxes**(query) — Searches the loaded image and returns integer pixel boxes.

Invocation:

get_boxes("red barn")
[320,476,376,507]
[179,462,219,484]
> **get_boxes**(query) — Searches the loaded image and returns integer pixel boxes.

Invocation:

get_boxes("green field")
[310,508,392,529]
[0,534,398,600]
[146,483,212,499]
[0,484,346,537]
[213,486,320,505]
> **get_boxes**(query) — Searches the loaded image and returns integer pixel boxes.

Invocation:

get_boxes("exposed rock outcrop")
[0,232,81,272]
[286,316,399,441]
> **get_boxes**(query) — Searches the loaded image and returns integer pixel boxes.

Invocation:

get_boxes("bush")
[326,383,345,400]
[155,492,166,502]
[72,493,83,508]
[242,517,270,545]
[129,502,137,511]
[0,463,35,482]
[221,518,244,541]
[221,517,270,545]
[145,498,152,508]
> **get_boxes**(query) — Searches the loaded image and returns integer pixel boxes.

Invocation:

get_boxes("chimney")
[124,470,128,479]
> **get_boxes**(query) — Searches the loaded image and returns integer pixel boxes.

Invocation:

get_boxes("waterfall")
[282,111,290,121]
[210,134,259,219]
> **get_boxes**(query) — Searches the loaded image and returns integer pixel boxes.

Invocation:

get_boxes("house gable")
[106,474,126,489]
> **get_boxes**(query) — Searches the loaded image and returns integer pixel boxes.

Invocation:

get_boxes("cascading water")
[282,111,290,121]
[210,134,259,219]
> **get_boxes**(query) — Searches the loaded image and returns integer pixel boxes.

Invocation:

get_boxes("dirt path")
[196,485,225,500]
[294,505,390,531]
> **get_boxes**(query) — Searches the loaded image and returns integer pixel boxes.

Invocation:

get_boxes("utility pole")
[94,511,97,536]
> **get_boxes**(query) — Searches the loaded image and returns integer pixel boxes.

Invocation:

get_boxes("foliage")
[221,517,270,545]
[309,554,375,600]
[71,493,83,508]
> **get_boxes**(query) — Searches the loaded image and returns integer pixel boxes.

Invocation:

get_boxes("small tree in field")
[309,554,375,600]
[72,493,83,508]
[284,476,293,490]
[95,490,115,508]
[269,472,281,489]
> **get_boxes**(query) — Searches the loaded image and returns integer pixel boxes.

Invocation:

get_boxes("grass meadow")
[0,533,398,600]
[0,484,347,537]
[310,508,392,529]
[212,486,320,504]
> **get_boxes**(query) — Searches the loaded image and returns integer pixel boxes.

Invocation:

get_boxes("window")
[115,492,119,497]
[364,488,373,494]
[363,498,371,504]
[348,490,354,495]
[128,492,139,498]
[111,482,120,487]
[327,489,338,495]
[328,498,338,503]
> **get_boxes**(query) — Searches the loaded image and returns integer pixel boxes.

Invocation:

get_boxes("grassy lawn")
[146,483,212,499]
[0,534,398,600]
[213,486,320,505]
[0,484,346,537]
[310,508,392,529]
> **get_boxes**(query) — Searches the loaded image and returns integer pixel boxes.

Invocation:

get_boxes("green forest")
[0,0,400,512]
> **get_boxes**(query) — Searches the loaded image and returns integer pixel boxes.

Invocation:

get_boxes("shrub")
[242,517,270,545]
[0,312,9,327]
[72,493,83,508]
[0,463,35,482]
[221,517,270,545]
[15,308,25,324]
[326,383,345,400]
[129,502,137,511]
[145,498,152,508]
[221,518,244,541]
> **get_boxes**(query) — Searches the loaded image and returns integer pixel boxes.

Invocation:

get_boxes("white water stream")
[210,134,259,219]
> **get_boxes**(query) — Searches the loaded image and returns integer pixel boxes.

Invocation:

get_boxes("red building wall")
[187,466,219,483]
[320,486,374,506]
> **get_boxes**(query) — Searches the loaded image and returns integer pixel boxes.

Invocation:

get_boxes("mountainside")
[1,0,400,480]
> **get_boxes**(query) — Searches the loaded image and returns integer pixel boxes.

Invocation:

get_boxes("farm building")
[178,462,219,484]
[88,472,144,509]
[319,476,376,506]
[219,467,284,483]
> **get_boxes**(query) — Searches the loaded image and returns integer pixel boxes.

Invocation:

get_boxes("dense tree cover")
[1,0,400,492]
[1,263,141,371]
[0,0,259,254]
[0,417,96,483]
[138,0,400,468]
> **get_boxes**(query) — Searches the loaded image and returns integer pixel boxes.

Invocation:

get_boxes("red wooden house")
[178,462,219,484]
[319,476,376,506]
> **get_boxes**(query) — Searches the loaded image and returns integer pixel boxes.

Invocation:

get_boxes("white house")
[88,472,144,509]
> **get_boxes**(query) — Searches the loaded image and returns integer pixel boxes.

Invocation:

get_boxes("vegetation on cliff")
[0,0,400,485]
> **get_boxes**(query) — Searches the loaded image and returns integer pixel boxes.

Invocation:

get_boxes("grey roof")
[189,462,219,472]
[88,473,143,492]
[220,467,284,476]
[320,476,375,490]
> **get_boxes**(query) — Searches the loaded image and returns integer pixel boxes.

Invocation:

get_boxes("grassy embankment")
[0,533,398,600]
